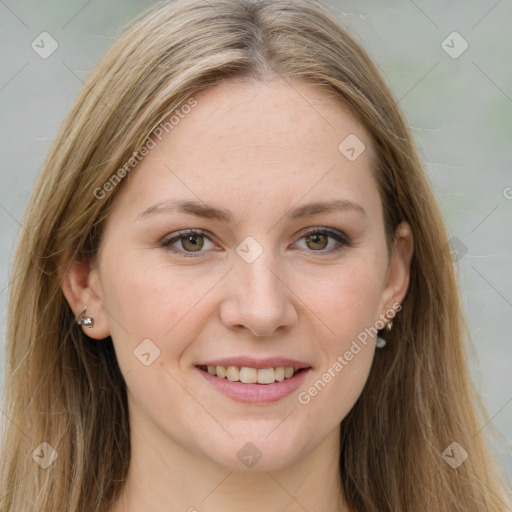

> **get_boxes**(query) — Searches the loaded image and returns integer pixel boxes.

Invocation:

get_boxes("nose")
[219,251,298,337]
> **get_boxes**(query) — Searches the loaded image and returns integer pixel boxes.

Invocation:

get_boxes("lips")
[195,357,312,403]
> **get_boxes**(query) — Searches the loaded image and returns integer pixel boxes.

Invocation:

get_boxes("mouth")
[197,364,305,385]
[195,362,312,404]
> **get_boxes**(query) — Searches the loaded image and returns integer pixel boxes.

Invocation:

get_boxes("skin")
[62,77,413,511]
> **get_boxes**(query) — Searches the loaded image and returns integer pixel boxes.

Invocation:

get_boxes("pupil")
[308,234,327,250]
[184,235,203,251]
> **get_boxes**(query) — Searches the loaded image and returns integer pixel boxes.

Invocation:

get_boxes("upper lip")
[197,356,311,369]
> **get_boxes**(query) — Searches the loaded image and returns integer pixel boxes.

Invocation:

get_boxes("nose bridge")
[240,250,280,302]
[222,236,297,336]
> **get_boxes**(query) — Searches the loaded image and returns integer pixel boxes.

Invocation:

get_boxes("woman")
[0,0,510,510]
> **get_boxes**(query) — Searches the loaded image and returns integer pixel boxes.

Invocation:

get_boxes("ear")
[61,256,111,340]
[379,221,414,315]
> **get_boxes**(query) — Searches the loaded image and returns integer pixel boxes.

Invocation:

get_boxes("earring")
[76,305,94,328]
[376,335,386,348]
[376,320,393,348]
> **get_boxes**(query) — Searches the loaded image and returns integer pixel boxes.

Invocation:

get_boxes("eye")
[295,228,351,253]
[162,229,216,256]
[161,227,351,257]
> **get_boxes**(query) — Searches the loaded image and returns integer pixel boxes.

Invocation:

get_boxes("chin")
[198,427,310,472]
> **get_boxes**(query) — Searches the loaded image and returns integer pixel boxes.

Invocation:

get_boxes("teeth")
[239,367,257,384]
[226,365,240,381]
[257,368,275,384]
[204,365,301,384]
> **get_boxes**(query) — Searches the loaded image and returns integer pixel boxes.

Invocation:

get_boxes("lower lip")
[197,367,311,404]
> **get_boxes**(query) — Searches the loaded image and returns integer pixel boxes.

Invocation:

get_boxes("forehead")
[168,77,373,164]
[110,77,379,222]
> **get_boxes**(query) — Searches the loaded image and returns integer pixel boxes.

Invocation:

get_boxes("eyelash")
[161,227,352,257]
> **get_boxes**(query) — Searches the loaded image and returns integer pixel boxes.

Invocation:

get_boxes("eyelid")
[161,227,351,256]
[300,227,351,246]
[161,228,216,256]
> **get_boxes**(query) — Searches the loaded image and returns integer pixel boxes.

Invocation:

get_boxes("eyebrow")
[136,198,366,223]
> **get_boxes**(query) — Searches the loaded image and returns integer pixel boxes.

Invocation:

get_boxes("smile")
[198,364,301,384]
[196,364,311,404]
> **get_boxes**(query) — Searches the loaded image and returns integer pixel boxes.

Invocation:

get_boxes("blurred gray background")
[1,0,511,487]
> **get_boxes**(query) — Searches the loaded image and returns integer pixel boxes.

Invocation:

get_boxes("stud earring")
[376,335,386,348]
[76,305,94,328]
[376,319,393,348]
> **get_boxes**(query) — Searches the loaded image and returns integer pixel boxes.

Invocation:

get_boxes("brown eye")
[305,233,328,251]
[181,233,204,252]
[162,229,215,256]
[296,228,351,253]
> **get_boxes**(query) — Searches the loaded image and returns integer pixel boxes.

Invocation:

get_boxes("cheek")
[98,246,220,365]
[299,253,386,344]
[295,260,380,428]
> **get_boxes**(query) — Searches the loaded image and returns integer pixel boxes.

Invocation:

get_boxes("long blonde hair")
[1,1,510,510]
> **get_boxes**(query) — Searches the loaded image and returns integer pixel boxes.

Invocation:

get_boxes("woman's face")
[78,78,411,470]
